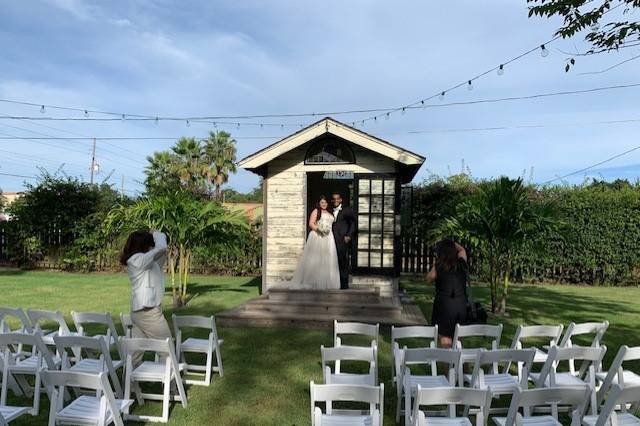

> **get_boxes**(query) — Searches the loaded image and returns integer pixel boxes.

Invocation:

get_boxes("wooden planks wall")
[263,141,396,289]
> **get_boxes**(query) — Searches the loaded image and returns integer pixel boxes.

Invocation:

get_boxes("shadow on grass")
[0,268,26,276]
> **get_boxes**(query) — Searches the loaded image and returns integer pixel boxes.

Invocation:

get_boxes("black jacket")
[332,205,356,245]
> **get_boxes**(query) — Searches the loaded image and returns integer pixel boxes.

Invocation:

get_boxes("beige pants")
[130,305,173,366]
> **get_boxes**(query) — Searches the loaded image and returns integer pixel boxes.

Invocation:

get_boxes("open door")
[353,173,400,275]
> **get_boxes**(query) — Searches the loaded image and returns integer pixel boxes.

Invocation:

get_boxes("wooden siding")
[263,140,396,288]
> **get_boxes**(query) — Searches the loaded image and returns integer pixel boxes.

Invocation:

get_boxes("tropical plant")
[105,191,249,307]
[445,177,560,314]
[202,131,237,200]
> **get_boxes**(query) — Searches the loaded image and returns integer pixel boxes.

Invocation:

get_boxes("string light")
[84,110,89,117]
[154,117,159,125]
[121,114,126,121]
[467,80,473,91]
[439,91,446,101]
[385,112,390,120]
[186,119,190,127]
[497,64,505,76]
[401,107,406,115]
[540,44,549,57]
[40,105,45,114]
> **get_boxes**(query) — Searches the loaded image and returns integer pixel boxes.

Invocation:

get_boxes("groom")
[331,192,356,289]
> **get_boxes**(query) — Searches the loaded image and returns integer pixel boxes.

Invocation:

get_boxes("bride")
[289,195,341,290]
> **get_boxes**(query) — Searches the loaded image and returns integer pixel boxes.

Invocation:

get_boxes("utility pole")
[121,175,125,200]
[90,138,97,184]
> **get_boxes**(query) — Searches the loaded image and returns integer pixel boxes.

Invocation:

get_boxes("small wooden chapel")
[217,117,427,328]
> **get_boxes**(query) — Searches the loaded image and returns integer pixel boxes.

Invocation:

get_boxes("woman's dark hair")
[435,239,459,272]
[315,195,328,222]
[120,231,155,265]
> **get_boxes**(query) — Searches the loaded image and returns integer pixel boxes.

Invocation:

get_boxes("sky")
[0,0,639,195]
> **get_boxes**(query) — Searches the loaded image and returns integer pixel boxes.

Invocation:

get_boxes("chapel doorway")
[305,171,354,231]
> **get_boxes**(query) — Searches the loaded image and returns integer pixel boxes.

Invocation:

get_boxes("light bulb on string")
[420,100,425,105]
[385,112,390,120]
[401,107,406,115]
[83,110,89,117]
[497,64,504,76]
[40,105,46,114]
[154,117,159,125]
[439,91,446,101]
[186,120,190,127]
[121,114,126,121]
[281,124,284,129]
[467,80,473,91]
[237,123,240,129]
[540,44,549,57]
[260,123,264,130]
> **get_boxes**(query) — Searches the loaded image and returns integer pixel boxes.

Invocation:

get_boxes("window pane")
[369,252,381,267]
[384,196,395,213]
[371,195,383,213]
[359,179,370,195]
[358,196,370,212]
[357,251,369,267]
[382,252,394,268]
[370,216,382,232]
[358,235,369,249]
[384,180,396,195]
[383,216,395,232]
[358,215,369,231]
[370,235,382,250]
[382,235,394,250]
[371,179,383,195]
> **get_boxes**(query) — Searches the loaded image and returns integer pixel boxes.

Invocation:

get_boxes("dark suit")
[332,205,356,289]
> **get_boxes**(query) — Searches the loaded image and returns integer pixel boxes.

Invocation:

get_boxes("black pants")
[335,241,350,289]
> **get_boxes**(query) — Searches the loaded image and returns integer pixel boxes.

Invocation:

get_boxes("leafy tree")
[445,177,560,314]
[224,181,263,203]
[0,188,5,212]
[528,0,640,69]
[106,191,249,307]
[203,131,237,200]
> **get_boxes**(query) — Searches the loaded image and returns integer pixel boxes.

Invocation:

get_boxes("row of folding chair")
[310,321,384,425]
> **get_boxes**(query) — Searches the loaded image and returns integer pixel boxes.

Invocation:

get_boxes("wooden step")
[267,287,382,304]
[243,299,403,318]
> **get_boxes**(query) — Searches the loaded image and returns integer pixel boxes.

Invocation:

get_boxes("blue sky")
[0,0,639,194]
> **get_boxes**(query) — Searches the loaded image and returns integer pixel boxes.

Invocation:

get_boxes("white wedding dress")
[289,210,341,290]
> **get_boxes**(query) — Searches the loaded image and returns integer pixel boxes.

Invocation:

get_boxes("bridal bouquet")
[316,218,332,236]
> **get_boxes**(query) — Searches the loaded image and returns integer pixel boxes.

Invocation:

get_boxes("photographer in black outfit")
[426,239,468,348]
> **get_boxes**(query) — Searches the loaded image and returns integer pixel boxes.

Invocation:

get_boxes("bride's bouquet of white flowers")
[316,218,332,236]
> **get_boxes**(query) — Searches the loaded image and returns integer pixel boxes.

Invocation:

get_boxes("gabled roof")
[238,117,425,172]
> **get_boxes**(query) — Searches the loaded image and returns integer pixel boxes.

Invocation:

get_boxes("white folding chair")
[26,309,74,347]
[391,325,438,387]
[335,320,379,349]
[119,313,133,339]
[510,325,563,365]
[0,405,30,424]
[310,381,384,426]
[0,332,60,416]
[492,386,590,426]
[400,348,460,424]
[0,308,33,335]
[531,346,607,416]
[453,324,503,386]
[466,349,535,403]
[321,345,377,386]
[71,312,124,365]
[596,346,640,406]
[121,338,187,423]
[582,384,640,426]
[172,314,224,386]
[42,370,133,426]
[559,321,609,374]
[54,335,123,398]
[409,386,492,426]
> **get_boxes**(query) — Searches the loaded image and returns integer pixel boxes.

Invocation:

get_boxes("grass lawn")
[2,269,640,425]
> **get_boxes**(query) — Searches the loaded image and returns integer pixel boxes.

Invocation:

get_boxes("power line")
[0,171,37,179]
[542,144,640,185]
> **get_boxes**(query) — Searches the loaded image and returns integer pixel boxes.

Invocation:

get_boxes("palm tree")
[446,177,559,314]
[203,131,237,200]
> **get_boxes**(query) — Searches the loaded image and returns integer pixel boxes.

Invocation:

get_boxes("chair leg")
[404,386,412,426]
[33,368,41,416]
[396,386,402,423]
[215,347,224,378]
[162,379,171,423]
[205,351,212,385]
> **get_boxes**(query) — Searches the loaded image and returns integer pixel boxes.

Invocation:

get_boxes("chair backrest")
[54,335,115,371]
[504,386,590,426]
[392,326,438,385]
[412,386,492,426]
[402,348,460,387]
[469,349,536,388]
[0,332,58,368]
[120,313,133,338]
[560,321,609,348]
[536,345,607,387]
[42,370,124,426]
[594,385,640,426]
[511,324,564,349]
[310,381,383,425]
[71,311,123,358]
[334,320,379,348]
[0,307,33,334]
[121,338,181,378]
[321,345,377,384]
[597,345,640,405]
[27,309,71,336]
[453,324,503,350]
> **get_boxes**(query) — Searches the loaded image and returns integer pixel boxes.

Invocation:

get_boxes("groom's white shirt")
[333,204,342,217]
